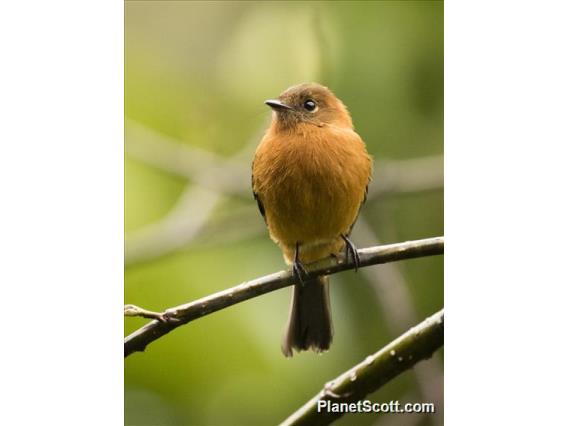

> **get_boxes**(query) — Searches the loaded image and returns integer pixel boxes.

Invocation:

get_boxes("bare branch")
[125,186,223,265]
[124,237,444,357]
[369,155,444,198]
[125,119,251,195]
[124,304,165,322]
[280,309,444,426]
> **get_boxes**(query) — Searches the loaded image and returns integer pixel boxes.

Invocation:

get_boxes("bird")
[251,83,372,357]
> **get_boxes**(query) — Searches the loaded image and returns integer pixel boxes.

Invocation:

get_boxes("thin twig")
[124,237,444,357]
[125,186,223,265]
[280,309,444,426]
[125,119,264,266]
[369,155,444,198]
[124,304,165,322]
[125,119,251,195]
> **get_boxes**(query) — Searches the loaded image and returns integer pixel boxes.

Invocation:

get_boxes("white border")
[446,1,568,424]
[0,1,123,425]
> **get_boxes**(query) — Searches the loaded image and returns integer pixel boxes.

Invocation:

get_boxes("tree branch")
[124,236,444,357]
[124,186,224,266]
[125,119,251,195]
[280,309,444,426]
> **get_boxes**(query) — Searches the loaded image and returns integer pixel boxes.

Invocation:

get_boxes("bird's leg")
[341,234,360,271]
[293,242,309,285]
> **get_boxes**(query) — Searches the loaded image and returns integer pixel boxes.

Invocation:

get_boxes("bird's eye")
[303,99,317,112]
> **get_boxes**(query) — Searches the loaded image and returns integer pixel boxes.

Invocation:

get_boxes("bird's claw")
[341,234,360,271]
[292,259,309,285]
[293,242,309,285]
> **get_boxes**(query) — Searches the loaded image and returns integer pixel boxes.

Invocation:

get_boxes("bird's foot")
[293,242,309,285]
[341,234,360,271]
[292,259,309,285]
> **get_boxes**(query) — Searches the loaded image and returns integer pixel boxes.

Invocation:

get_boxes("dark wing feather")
[347,182,369,236]
[251,162,267,224]
[253,189,266,223]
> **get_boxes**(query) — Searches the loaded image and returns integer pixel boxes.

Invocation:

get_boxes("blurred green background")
[125,1,443,425]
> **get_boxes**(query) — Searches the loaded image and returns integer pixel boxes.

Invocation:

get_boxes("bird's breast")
[253,125,371,249]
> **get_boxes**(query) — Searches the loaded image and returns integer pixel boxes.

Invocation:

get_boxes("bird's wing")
[251,160,267,224]
[347,180,369,236]
[253,189,266,223]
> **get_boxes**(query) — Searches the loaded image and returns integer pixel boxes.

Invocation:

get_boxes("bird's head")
[265,83,353,130]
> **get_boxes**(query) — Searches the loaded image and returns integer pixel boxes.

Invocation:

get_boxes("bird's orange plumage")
[252,83,372,356]
[253,122,371,263]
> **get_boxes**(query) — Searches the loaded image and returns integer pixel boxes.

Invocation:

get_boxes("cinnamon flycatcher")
[252,83,372,357]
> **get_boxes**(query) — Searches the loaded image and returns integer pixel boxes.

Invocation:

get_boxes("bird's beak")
[265,99,294,111]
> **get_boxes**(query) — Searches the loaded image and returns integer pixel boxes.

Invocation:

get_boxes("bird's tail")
[281,276,333,357]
